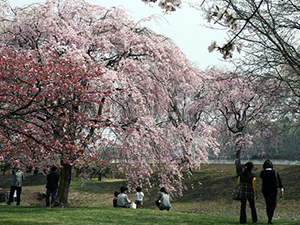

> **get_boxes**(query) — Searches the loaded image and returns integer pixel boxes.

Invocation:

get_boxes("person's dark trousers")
[240,199,258,224]
[117,205,130,208]
[7,186,22,205]
[263,192,277,224]
[46,189,57,207]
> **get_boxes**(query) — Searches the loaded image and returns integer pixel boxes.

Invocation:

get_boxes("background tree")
[203,1,300,163]
[202,69,278,175]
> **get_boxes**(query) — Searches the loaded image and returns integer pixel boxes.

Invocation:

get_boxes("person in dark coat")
[237,162,258,224]
[113,191,120,207]
[46,166,59,207]
[260,160,284,225]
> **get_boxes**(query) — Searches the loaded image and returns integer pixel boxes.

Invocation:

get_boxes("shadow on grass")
[173,166,239,203]
[70,178,127,195]
[279,165,300,200]
[0,206,45,214]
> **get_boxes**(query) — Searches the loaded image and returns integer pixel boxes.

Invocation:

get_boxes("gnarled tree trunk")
[53,162,72,207]
[234,133,243,176]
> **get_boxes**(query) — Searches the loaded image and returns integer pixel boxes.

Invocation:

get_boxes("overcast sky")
[7,0,231,70]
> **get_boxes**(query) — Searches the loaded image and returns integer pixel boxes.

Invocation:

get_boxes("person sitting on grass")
[117,186,131,208]
[113,191,119,207]
[156,187,171,211]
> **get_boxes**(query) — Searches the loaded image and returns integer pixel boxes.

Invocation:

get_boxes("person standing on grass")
[237,162,258,224]
[7,166,24,206]
[260,159,284,225]
[46,166,59,207]
[156,187,171,211]
[117,186,131,208]
[135,186,144,209]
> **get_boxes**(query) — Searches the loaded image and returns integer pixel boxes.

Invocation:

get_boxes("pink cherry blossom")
[0,0,218,204]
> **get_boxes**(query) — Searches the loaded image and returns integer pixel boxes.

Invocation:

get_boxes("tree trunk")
[53,162,72,207]
[235,149,243,176]
[90,169,95,180]
[234,134,243,176]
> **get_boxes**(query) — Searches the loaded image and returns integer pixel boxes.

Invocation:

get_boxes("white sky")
[7,0,231,70]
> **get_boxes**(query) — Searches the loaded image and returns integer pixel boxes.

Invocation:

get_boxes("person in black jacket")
[260,160,284,225]
[46,166,59,207]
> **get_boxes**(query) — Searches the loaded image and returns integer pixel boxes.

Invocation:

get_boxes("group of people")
[113,159,284,224]
[237,159,284,225]
[6,160,284,224]
[6,165,59,207]
[113,186,172,211]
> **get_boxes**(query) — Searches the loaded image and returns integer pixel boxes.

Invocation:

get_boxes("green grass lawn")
[0,205,299,225]
[0,164,299,224]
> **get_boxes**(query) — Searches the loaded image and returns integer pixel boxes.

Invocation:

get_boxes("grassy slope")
[0,164,299,224]
[171,164,300,220]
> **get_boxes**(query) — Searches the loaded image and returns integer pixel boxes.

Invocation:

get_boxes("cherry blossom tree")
[203,69,279,175]
[0,47,107,205]
[142,0,299,163]
[0,0,218,205]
